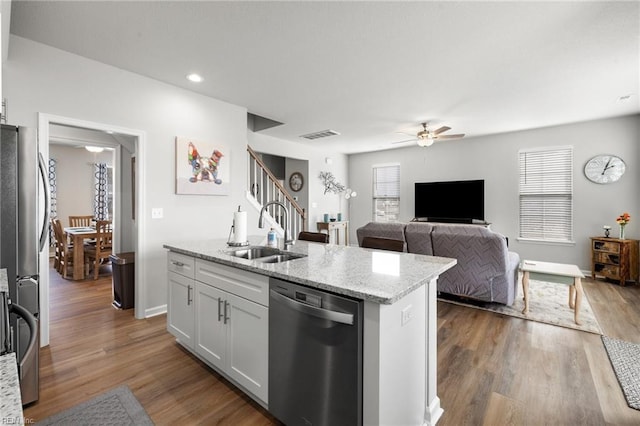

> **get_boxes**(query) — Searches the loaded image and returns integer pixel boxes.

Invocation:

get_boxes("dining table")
[63,226,110,280]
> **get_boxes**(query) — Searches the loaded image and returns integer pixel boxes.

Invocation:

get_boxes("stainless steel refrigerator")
[0,124,49,405]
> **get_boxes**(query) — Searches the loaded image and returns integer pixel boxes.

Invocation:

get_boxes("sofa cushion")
[356,222,406,247]
[404,222,435,256]
[430,224,517,304]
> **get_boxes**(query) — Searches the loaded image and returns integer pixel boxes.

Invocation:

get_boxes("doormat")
[36,385,154,425]
[438,279,603,335]
[602,335,640,411]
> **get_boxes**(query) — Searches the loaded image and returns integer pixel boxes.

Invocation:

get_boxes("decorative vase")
[619,225,626,240]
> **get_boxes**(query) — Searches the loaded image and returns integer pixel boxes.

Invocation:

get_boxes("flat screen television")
[414,179,484,223]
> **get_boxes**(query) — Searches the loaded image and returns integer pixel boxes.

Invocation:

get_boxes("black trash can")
[110,252,135,310]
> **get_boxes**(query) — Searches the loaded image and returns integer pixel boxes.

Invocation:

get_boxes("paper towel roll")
[233,210,247,243]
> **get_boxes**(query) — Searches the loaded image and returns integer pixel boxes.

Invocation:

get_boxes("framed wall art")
[175,136,230,195]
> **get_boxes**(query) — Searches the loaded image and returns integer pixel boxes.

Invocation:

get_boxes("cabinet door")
[167,271,195,348]
[195,282,226,370]
[226,292,269,403]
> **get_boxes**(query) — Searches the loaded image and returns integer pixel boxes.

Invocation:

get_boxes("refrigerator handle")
[9,302,38,378]
[38,152,50,252]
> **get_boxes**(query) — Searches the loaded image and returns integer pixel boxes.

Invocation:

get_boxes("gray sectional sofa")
[356,221,520,306]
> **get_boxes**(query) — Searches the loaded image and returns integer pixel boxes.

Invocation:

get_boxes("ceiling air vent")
[300,129,340,140]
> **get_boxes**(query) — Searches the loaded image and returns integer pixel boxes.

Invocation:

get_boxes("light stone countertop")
[0,269,8,293]
[0,353,23,423]
[164,236,456,305]
[1,269,24,422]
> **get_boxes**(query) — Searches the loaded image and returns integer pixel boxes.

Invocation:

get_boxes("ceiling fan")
[392,122,465,147]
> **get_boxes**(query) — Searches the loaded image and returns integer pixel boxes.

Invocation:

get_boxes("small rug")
[37,385,154,425]
[438,279,603,335]
[602,336,640,411]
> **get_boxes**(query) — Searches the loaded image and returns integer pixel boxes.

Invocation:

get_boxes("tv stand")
[411,217,491,227]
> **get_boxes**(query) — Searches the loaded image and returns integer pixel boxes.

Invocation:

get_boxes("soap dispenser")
[267,228,278,248]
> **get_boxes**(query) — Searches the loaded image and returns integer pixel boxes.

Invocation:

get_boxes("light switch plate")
[401,305,413,326]
[151,208,163,219]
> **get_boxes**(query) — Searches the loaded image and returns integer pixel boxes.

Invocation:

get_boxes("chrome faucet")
[258,200,294,250]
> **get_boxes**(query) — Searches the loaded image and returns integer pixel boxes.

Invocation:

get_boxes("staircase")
[246,146,306,239]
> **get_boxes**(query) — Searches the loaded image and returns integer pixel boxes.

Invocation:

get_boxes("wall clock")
[289,172,304,192]
[584,154,626,184]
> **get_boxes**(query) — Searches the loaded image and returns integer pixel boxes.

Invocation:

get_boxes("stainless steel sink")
[225,246,306,263]
[225,246,281,259]
[257,253,306,264]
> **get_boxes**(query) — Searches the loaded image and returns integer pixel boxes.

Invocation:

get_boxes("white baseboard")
[145,304,167,318]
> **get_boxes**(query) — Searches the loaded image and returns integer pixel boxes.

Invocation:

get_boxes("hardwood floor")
[24,264,278,425]
[24,265,640,425]
[437,278,640,426]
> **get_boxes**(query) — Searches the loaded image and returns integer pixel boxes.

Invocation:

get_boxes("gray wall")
[285,157,309,219]
[348,115,640,271]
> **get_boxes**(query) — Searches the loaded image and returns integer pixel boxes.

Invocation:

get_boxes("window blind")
[373,164,400,222]
[519,146,573,242]
[373,165,400,197]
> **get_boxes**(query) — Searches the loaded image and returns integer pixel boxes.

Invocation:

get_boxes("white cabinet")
[194,259,269,404]
[194,282,226,369]
[224,290,268,402]
[166,252,269,405]
[167,252,196,349]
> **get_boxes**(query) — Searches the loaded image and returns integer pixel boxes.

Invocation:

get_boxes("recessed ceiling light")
[187,73,203,83]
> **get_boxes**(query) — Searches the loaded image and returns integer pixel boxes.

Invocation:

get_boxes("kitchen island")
[164,237,456,425]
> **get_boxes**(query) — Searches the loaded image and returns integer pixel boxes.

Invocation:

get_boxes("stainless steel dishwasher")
[269,277,363,426]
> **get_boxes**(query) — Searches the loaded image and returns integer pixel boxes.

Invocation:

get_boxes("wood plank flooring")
[23,265,640,425]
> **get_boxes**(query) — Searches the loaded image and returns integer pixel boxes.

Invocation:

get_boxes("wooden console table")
[590,237,639,286]
[317,221,349,245]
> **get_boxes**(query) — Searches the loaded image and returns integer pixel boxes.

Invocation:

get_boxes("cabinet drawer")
[195,259,269,306]
[168,252,195,279]
[594,263,620,279]
[593,240,620,253]
[594,252,620,265]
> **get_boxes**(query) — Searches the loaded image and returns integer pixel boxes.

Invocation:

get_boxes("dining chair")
[52,218,81,278]
[69,215,94,227]
[297,231,330,243]
[85,220,113,280]
[360,236,405,252]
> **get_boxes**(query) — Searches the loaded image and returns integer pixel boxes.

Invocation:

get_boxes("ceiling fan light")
[425,138,435,147]
[417,139,428,147]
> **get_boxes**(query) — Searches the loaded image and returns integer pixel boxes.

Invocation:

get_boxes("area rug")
[438,279,603,335]
[37,385,154,425]
[602,336,640,411]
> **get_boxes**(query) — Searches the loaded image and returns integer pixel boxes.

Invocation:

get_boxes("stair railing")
[247,146,306,238]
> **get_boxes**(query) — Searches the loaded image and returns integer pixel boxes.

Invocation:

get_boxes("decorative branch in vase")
[318,171,345,195]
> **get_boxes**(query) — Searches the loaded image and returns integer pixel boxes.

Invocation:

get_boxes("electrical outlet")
[401,305,413,326]
[151,208,163,219]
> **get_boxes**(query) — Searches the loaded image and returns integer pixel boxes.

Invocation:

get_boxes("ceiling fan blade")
[391,138,418,145]
[432,126,451,135]
[435,133,465,140]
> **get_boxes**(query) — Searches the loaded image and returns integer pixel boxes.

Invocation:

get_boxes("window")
[519,146,573,243]
[373,164,400,222]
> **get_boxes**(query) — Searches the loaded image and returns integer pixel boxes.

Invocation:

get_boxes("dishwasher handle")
[270,289,354,325]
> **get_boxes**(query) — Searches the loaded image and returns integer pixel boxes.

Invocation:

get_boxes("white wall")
[4,35,248,312]
[49,144,113,227]
[349,115,640,271]
[5,35,352,314]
